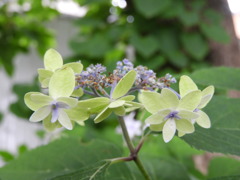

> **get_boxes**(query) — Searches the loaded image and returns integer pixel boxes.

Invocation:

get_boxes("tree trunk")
[208,0,240,98]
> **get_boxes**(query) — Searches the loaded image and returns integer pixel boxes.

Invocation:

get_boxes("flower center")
[165,111,180,120]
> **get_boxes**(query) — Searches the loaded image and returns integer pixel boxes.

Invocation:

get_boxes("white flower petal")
[196,110,211,128]
[163,119,176,143]
[58,109,73,130]
[178,110,199,120]
[30,105,51,122]
[175,119,195,133]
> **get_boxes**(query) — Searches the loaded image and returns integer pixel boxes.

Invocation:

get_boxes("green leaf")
[183,125,240,157]
[51,161,111,180]
[0,151,15,163]
[44,49,63,71]
[208,157,240,179]
[0,138,133,180]
[208,176,240,180]
[133,0,171,18]
[111,70,136,99]
[49,67,75,99]
[191,67,240,91]
[179,10,199,27]
[200,23,230,43]
[0,112,3,123]
[167,50,189,68]
[181,32,209,60]
[130,34,159,58]
[143,157,191,180]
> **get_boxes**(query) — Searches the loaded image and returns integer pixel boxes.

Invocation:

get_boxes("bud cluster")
[76,59,176,93]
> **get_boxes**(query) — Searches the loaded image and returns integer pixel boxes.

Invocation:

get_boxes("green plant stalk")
[117,116,151,180]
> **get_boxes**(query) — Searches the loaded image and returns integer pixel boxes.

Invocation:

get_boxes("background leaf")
[182,96,240,156]
[191,67,240,90]
[0,137,133,180]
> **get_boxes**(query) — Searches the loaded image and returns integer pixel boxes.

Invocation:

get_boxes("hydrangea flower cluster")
[24,49,213,143]
[141,76,214,142]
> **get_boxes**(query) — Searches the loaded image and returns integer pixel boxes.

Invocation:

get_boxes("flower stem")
[117,116,135,153]
[134,157,151,180]
[117,116,151,180]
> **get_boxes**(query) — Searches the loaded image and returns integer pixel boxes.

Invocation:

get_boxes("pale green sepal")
[44,49,63,71]
[65,102,90,121]
[176,119,195,133]
[196,110,211,128]
[179,75,198,97]
[25,92,48,111]
[114,106,125,116]
[41,78,51,88]
[43,115,62,131]
[63,62,83,73]
[49,67,75,99]
[75,120,85,126]
[79,97,110,114]
[58,109,73,130]
[178,131,186,137]
[146,113,164,125]
[29,105,51,122]
[111,70,137,99]
[118,95,135,101]
[150,123,164,132]
[141,91,164,114]
[161,88,179,109]
[71,88,84,97]
[163,119,176,143]
[57,97,78,108]
[94,107,112,123]
[178,90,201,111]
[124,101,142,112]
[109,100,125,108]
[30,94,53,104]
[178,110,199,120]
[198,86,214,109]
[38,69,53,82]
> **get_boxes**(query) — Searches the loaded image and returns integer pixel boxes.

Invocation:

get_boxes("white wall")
[0,16,77,166]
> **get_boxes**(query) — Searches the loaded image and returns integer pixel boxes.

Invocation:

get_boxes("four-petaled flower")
[141,88,202,143]
[25,67,88,131]
[38,49,83,90]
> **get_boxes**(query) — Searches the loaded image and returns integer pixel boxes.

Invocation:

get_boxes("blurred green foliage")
[0,0,58,76]
[71,0,229,74]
